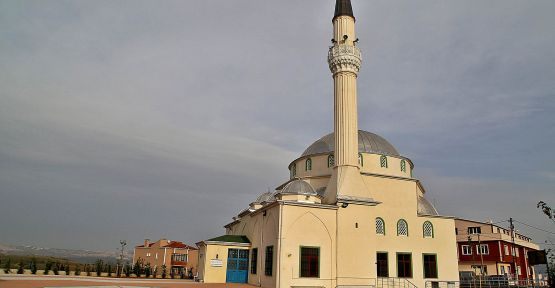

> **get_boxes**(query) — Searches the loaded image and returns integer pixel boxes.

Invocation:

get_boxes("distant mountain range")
[0,243,131,264]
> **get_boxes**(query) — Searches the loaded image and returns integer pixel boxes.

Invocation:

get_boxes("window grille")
[401,160,406,172]
[376,218,385,235]
[380,155,388,168]
[328,154,334,167]
[305,158,312,171]
[423,221,434,238]
[397,219,408,236]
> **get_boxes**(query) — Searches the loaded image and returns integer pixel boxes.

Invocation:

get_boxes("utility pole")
[478,233,485,277]
[509,218,517,282]
[469,235,478,288]
[117,240,127,277]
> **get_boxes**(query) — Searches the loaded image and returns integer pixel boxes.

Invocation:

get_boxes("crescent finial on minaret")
[334,0,354,20]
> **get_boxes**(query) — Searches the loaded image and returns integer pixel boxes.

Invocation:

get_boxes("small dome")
[255,192,275,203]
[417,195,439,216]
[301,130,400,157]
[280,179,317,196]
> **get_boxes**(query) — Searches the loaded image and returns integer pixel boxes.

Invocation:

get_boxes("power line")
[513,219,555,235]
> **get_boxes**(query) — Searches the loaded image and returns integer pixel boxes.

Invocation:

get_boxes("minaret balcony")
[328,44,362,74]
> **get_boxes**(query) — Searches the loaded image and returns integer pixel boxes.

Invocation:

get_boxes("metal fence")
[425,279,550,288]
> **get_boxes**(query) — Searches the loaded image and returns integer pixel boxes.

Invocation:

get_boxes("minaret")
[324,0,372,204]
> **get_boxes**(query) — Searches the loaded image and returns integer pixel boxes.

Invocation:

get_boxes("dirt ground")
[0,275,254,288]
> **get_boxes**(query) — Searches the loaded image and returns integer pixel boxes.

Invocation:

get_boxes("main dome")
[301,130,400,157]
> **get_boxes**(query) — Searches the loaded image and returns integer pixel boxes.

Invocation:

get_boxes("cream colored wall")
[226,204,280,288]
[197,243,249,283]
[290,153,412,182]
[278,204,337,288]
[346,174,460,288]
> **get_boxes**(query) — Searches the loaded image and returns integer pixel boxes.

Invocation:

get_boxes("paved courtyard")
[0,275,253,288]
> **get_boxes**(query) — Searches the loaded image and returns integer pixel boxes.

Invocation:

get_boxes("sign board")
[210,259,223,267]
[527,250,547,266]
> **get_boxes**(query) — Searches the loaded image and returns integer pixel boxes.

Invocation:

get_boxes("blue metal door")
[226,249,249,283]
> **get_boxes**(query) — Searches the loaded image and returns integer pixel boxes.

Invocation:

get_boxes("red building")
[455,218,540,280]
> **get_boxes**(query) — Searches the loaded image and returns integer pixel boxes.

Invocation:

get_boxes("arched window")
[376,218,385,235]
[400,160,406,172]
[290,163,296,178]
[358,153,363,166]
[328,154,335,168]
[305,158,312,171]
[423,221,434,238]
[397,219,408,236]
[380,155,388,168]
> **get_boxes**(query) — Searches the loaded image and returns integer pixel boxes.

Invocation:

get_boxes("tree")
[30,258,37,275]
[75,264,81,276]
[144,263,151,278]
[44,261,52,275]
[3,258,11,274]
[65,262,70,275]
[124,262,131,277]
[52,262,59,275]
[107,264,112,277]
[161,264,167,279]
[538,201,555,223]
[17,261,24,274]
[133,259,142,277]
[538,202,555,287]
[94,259,104,277]
[85,264,91,276]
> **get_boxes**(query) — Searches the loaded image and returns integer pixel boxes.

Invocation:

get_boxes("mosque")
[196,1,460,287]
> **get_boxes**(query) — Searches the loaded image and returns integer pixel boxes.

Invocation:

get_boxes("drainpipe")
[276,204,283,288]
[259,209,264,287]
[163,248,167,267]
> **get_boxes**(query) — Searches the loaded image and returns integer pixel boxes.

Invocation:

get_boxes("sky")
[0,0,554,252]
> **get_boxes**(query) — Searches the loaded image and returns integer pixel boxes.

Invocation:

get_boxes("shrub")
[107,264,112,277]
[52,263,59,275]
[3,258,11,274]
[133,259,142,277]
[44,261,52,275]
[30,259,37,275]
[161,264,167,279]
[17,261,24,274]
[144,263,151,278]
[75,264,81,276]
[124,262,131,277]
[85,264,91,276]
[94,259,104,277]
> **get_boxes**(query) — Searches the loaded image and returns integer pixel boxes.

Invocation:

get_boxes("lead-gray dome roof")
[301,130,400,157]
[280,179,317,196]
[417,195,439,216]
[255,192,275,203]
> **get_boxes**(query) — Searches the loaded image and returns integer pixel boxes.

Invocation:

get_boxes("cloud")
[0,0,553,250]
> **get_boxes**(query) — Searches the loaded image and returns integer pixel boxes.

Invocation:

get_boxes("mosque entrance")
[226,248,249,283]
